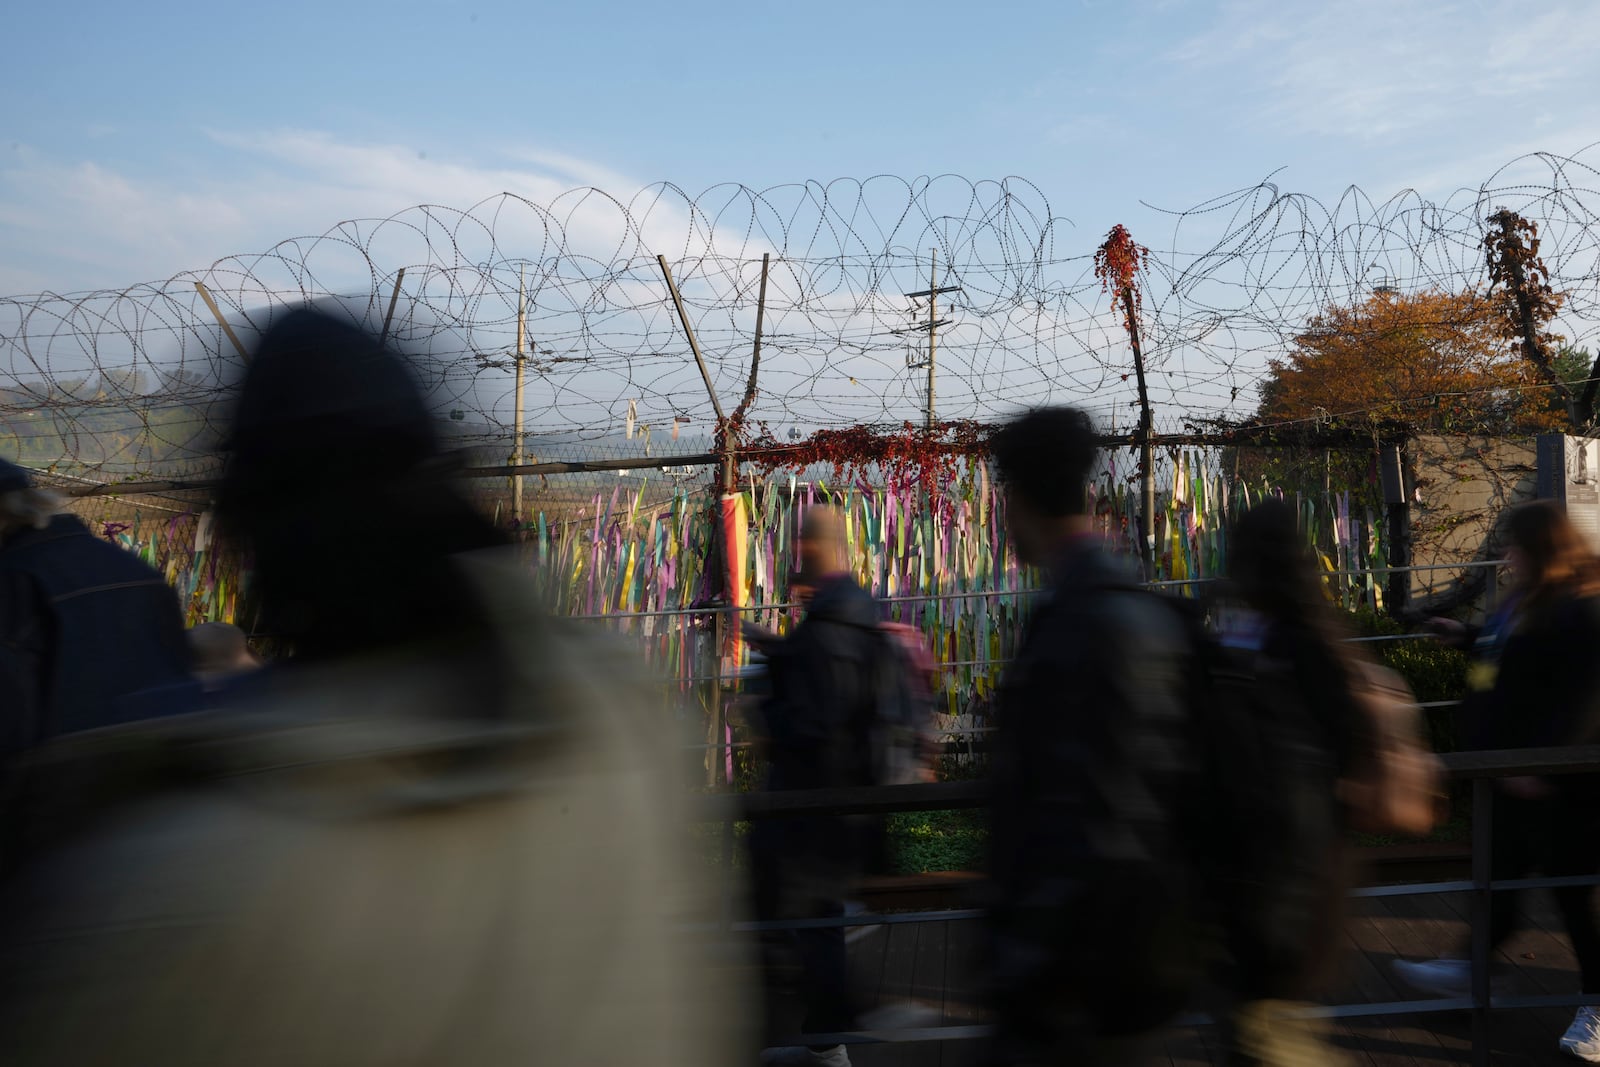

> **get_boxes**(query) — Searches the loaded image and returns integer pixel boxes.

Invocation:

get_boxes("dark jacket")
[984,541,1201,1057]
[0,515,192,753]
[1259,620,1369,786]
[1471,590,1600,804]
[753,574,883,913]
[1233,619,1364,1000]
[760,574,882,793]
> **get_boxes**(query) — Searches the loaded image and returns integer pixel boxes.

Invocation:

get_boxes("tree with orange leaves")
[1258,289,1563,434]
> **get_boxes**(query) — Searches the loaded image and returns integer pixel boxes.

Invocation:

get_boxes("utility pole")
[900,249,960,431]
[511,268,526,526]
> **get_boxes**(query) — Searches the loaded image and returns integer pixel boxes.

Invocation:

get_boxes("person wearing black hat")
[0,458,191,758]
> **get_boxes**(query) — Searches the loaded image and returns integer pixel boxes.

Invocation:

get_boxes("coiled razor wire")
[2,149,1598,485]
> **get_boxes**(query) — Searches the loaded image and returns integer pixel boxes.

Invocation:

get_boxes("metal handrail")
[566,558,1508,623]
[697,745,1599,822]
[730,745,1600,1062]
[671,631,1463,688]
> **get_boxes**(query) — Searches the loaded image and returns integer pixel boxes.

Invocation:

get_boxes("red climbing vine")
[743,420,993,493]
[1093,223,1150,338]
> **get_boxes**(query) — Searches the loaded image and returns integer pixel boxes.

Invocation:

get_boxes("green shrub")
[884,809,988,874]
[1343,608,1470,753]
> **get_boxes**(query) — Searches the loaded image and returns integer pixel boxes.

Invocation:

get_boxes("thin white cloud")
[2,135,993,439]
[0,133,678,295]
[1169,0,1600,148]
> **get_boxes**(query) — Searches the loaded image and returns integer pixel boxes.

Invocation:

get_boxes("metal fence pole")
[1470,777,1494,1066]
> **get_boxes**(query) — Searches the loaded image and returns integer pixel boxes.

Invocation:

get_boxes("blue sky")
[6,0,1599,296]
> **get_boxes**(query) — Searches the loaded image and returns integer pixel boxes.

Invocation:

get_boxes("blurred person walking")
[0,462,194,874]
[1394,501,1600,1061]
[982,407,1203,1066]
[1209,499,1374,1066]
[0,308,748,1067]
[751,506,892,1067]
[0,460,191,755]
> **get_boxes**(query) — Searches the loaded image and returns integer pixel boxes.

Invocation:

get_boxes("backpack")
[865,622,940,786]
[1157,597,1353,993]
[1337,658,1445,837]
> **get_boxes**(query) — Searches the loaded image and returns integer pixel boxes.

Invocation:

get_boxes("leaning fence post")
[193,281,250,360]
[1470,776,1494,1067]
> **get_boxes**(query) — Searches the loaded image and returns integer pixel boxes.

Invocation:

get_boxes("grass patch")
[885,808,988,874]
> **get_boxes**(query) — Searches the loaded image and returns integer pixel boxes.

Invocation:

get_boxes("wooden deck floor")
[768,889,1590,1065]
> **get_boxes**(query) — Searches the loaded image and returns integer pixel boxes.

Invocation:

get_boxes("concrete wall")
[1407,434,1536,614]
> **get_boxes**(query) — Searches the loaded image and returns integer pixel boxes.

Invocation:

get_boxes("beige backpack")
[1338,658,1446,836]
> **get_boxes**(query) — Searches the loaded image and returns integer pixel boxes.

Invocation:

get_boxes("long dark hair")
[1227,498,1355,658]
[217,308,507,663]
[1506,500,1600,621]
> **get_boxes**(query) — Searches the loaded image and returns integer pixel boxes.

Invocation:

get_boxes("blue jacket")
[0,515,192,754]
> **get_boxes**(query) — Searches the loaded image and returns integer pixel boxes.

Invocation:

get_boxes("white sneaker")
[1392,958,1507,998]
[1561,1006,1600,1062]
[759,1045,851,1066]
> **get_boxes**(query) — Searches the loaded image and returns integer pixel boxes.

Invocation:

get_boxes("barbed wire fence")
[2,148,1599,506]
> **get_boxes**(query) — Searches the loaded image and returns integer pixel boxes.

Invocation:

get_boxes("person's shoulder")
[11,515,114,552]
[3,516,143,569]
[1058,542,1138,584]
[1062,582,1188,653]
[1111,587,1189,641]
[845,578,881,614]
[807,575,879,624]
[821,573,873,600]
[0,518,70,564]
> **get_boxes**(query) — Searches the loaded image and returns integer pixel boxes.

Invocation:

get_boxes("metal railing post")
[1470,777,1494,1066]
